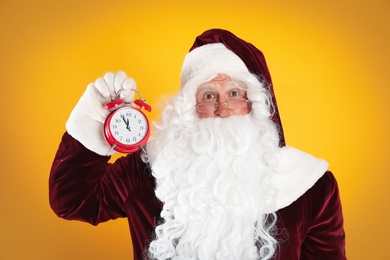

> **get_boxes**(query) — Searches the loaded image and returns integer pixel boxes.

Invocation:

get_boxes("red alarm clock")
[103,95,152,153]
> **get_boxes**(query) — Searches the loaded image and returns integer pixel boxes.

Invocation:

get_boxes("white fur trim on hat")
[180,43,251,90]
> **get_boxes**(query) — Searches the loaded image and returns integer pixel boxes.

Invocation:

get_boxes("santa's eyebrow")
[220,81,248,93]
[197,81,245,91]
[196,84,216,93]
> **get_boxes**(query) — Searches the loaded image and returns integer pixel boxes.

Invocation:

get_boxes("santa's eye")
[229,89,244,98]
[203,92,216,100]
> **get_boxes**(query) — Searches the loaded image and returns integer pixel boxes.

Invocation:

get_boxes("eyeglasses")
[196,98,249,113]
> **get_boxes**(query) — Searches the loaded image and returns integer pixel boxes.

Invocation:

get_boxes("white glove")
[66,71,136,156]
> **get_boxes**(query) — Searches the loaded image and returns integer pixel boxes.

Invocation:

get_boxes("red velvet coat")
[49,132,346,259]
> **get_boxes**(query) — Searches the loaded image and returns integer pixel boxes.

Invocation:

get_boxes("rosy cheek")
[235,104,251,116]
[197,111,214,118]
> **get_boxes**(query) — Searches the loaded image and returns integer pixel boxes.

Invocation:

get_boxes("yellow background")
[1,0,389,259]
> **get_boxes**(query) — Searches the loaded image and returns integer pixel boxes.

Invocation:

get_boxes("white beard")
[146,108,279,259]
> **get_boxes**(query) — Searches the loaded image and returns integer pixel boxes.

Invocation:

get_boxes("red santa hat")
[180,28,285,147]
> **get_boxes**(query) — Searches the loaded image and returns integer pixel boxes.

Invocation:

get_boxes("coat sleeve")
[49,132,145,225]
[300,171,346,259]
[276,171,346,260]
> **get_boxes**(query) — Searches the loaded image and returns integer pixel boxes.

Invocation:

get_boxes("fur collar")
[265,146,328,212]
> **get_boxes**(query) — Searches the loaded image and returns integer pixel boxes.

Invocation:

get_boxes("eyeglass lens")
[197,99,247,112]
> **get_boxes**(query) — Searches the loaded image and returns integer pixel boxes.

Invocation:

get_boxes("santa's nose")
[215,101,231,118]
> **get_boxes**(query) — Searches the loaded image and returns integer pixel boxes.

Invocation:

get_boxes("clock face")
[106,107,149,146]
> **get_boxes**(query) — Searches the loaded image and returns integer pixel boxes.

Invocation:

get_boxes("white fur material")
[265,146,328,212]
[180,43,250,94]
[66,71,136,156]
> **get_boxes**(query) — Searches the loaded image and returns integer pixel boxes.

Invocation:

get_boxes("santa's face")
[195,74,251,118]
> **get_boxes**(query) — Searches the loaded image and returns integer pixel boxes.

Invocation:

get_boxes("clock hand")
[121,115,131,131]
[120,114,127,124]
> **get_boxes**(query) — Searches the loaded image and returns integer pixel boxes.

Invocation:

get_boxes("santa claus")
[50,29,346,259]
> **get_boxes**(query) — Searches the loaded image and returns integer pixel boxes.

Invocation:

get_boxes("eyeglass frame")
[196,98,251,113]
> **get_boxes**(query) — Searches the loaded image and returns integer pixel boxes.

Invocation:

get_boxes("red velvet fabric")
[274,169,346,259]
[49,132,162,259]
[50,132,345,259]
[190,29,285,147]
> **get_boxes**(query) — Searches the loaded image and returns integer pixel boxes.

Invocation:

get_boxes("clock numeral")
[114,131,119,135]
[115,119,121,123]
[126,138,131,143]
[139,126,144,130]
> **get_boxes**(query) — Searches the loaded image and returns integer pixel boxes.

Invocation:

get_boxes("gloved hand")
[66,71,136,156]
